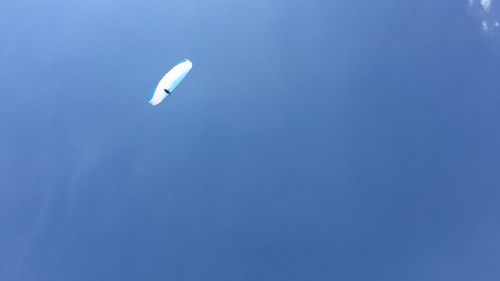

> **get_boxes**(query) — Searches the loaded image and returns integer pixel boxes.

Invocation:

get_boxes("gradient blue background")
[1,0,500,280]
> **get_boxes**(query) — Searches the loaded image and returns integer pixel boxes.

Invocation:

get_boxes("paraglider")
[149,59,193,106]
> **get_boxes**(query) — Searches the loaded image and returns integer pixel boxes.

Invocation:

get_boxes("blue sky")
[1,0,500,280]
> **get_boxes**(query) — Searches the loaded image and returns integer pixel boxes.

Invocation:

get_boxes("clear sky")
[1,0,500,280]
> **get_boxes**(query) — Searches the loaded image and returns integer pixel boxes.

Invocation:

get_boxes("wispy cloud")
[482,20,489,30]
[481,0,493,12]
[468,0,500,33]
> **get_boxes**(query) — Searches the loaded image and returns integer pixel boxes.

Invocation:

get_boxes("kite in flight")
[149,59,193,106]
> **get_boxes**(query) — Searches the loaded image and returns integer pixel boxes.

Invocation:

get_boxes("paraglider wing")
[149,59,193,106]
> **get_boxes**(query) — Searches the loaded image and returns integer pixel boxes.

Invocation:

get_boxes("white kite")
[149,59,193,106]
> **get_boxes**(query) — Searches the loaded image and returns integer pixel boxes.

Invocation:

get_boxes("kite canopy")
[149,59,192,106]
